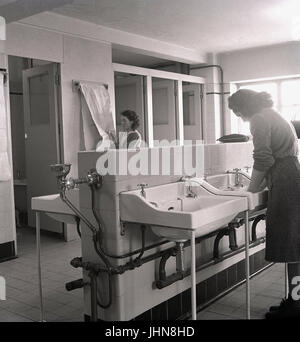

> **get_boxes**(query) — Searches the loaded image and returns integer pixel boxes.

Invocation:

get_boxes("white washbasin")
[31,189,79,224]
[119,182,248,241]
[200,172,268,211]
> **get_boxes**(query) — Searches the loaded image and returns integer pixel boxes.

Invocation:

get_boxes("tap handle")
[87,169,102,187]
[50,163,71,178]
[203,172,209,181]
[233,168,241,173]
[180,175,192,182]
[137,183,148,189]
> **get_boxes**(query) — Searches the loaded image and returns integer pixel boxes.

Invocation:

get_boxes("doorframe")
[9,56,65,238]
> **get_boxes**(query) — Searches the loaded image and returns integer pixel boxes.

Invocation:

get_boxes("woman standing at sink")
[228,89,300,319]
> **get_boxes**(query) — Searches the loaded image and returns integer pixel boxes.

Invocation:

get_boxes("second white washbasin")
[31,189,80,224]
[120,182,248,241]
[200,172,268,211]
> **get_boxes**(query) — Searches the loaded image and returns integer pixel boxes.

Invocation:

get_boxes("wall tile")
[206,275,217,301]
[227,265,237,288]
[217,269,228,293]
[167,294,182,320]
[196,280,206,305]
[181,289,191,315]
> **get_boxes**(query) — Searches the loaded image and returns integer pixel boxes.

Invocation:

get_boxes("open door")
[22,63,63,233]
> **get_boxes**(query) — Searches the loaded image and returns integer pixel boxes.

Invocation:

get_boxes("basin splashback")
[204,142,253,175]
[128,182,186,203]
[207,173,250,190]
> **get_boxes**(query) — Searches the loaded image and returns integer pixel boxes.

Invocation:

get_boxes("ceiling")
[0,0,74,23]
[51,0,300,54]
[2,0,299,66]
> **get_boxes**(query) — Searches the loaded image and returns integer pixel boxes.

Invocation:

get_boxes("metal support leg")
[36,212,45,322]
[244,211,250,320]
[285,263,289,299]
[89,271,98,322]
[190,231,197,320]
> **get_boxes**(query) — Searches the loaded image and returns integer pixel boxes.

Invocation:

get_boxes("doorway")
[9,55,64,239]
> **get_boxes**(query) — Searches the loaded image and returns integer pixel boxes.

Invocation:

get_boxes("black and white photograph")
[0,0,300,326]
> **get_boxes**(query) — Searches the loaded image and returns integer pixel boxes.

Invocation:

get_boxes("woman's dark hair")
[120,110,140,130]
[228,89,273,118]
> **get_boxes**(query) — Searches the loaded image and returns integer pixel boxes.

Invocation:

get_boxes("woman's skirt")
[265,156,300,262]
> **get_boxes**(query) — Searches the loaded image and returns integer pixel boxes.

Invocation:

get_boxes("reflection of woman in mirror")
[108,110,142,149]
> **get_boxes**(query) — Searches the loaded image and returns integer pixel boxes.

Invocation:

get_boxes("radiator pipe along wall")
[189,64,226,136]
[156,214,266,289]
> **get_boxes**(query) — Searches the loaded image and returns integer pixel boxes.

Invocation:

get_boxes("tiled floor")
[197,263,285,320]
[0,227,83,322]
[0,227,286,321]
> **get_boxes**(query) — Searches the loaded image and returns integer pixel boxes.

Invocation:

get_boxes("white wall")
[218,42,300,134]
[0,23,63,63]
[218,42,300,82]
[60,36,114,178]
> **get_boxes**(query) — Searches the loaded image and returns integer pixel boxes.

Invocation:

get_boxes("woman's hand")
[106,130,117,145]
[247,168,266,193]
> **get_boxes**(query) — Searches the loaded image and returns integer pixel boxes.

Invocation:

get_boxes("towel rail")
[72,80,108,92]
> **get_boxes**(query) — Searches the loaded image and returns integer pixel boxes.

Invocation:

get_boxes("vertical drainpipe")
[189,64,225,136]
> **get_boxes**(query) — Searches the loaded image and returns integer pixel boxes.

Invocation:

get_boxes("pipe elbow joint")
[70,257,82,268]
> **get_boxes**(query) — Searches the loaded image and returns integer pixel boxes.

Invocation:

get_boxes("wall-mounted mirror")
[183,81,204,144]
[114,72,146,143]
[152,77,176,145]
[113,63,205,147]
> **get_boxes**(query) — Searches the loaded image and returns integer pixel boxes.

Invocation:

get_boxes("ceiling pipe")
[190,64,225,136]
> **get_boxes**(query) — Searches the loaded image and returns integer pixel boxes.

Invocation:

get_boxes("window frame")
[231,76,300,135]
[113,63,206,147]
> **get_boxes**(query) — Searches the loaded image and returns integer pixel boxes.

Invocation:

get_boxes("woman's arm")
[248,114,274,192]
[106,130,119,148]
[247,168,266,193]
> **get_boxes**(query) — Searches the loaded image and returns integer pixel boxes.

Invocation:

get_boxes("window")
[281,79,300,122]
[231,77,300,135]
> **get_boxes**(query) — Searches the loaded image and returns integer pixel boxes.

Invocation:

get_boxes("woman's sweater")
[250,108,298,172]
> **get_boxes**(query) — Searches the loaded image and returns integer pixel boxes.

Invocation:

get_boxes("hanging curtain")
[79,82,115,150]
[0,73,11,181]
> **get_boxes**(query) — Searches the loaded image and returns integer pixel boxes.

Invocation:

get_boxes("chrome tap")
[137,183,148,198]
[232,168,243,188]
[244,165,251,173]
[180,176,198,198]
[50,164,102,190]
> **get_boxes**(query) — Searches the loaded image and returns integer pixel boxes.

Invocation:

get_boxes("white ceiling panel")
[51,0,300,53]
